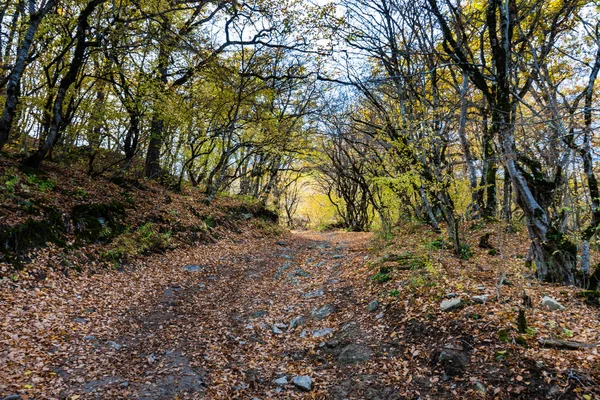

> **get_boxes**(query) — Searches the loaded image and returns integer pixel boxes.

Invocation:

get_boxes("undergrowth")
[103,222,173,264]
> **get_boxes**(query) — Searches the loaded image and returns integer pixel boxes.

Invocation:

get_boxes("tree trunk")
[456,73,480,218]
[502,173,512,223]
[144,39,169,179]
[480,122,497,219]
[0,1,55,149]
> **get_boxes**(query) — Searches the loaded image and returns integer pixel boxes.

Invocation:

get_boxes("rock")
[338,344,371,364]
[304,288,324,298]
[249,310,268,319]
[541,296,566,311]
[120,381,130,388]
[2,395,21,400]
[274,376,288,386]
[274,262,294,279]
[366,300,379,312]
[312,328,334,338]
[473,381,486,395]
[274,322,288,329]
[472,295,487,304]
[292,376,312,391]
[272,325,284,334]
[540,338,598,350]
[446,293,457,298]
[299,330,308,338]
[183,264,205,272]
[437,344,469,376]
[289,316,305,329]
[107,341,122,350]
[375,312,385,320]
[440,298,463,312]
[83,335,97,341]
[311,304,335,320]
[289,267,311,278]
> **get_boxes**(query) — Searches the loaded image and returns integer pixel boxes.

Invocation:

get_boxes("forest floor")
[2,226,600,399]
[1,155,600,400]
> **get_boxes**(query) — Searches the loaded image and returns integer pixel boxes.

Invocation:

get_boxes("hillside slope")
[0,154,279,284]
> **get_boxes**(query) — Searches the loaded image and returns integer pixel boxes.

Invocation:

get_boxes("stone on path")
[289,316,305,329]
[312,328,334,338]
[106,341,122,350]
[311,304,335,320]
[249,310,268,319]
[272,325,284,334]
[472,295,487,304]
[541,296,566,311]
[440,298,463,312]
[289,267,311,278]
[303,288,324,298]
[473,381,486,395]
[183,264,206,272]
[366,300,378,312]
[292,376,312,391]
[338,344,371,364]
[274,376,288,386]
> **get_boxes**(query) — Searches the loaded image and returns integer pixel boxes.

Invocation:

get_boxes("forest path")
[4,230,414,399]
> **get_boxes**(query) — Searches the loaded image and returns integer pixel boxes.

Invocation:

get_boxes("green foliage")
[103,222,172,263]
[26,174,55,191]
[458,244,474,260]
[74,187,88,199]
[2,171,20,194]
[562,327,574,338]
[202,215,217,229]
[389,289,400,297]
[372,272,391,283]
[426,238,452,250]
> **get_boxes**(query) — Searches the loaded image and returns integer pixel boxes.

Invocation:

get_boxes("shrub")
[372,272,391,283]
[458,244,474,260]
